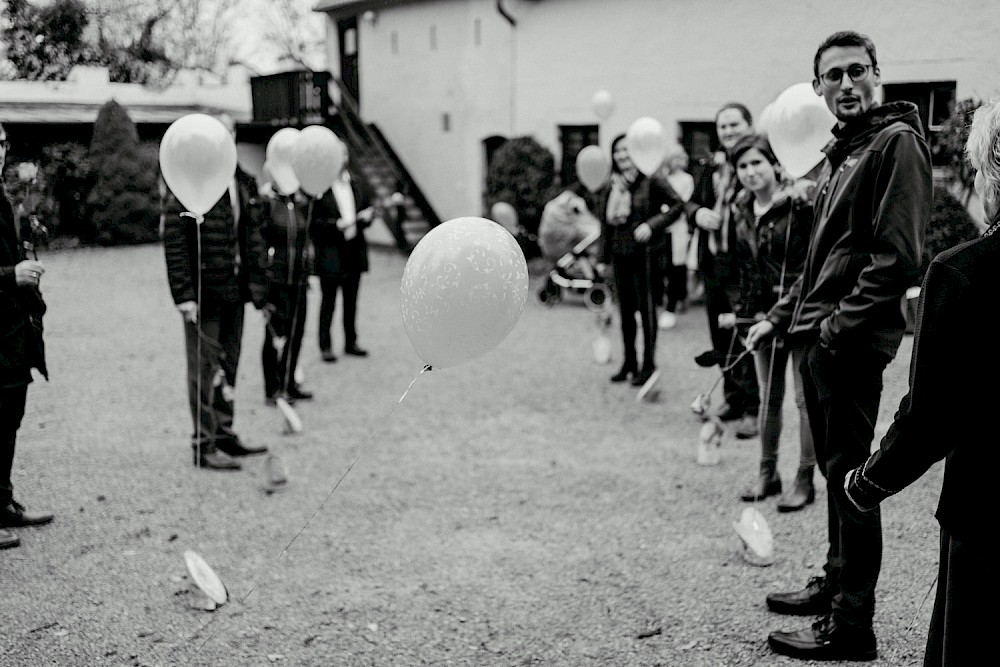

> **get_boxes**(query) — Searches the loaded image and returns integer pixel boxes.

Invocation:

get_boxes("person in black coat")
[310,160,374,362]
[0,121,54,549]
[162,117,270,471]
[844,97,1000,667]
[260,181,314,401]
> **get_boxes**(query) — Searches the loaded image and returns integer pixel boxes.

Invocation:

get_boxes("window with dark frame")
[882,81,956,166]
[558,125,600,188]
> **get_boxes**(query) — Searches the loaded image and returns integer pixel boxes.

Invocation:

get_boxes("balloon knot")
[422,365,433,373]
[181,212,205,225]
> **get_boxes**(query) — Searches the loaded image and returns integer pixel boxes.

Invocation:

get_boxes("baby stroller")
[537,228,611,312]
[535,191,611,312]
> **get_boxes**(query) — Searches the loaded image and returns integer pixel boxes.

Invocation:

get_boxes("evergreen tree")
[87,99,158,245]
[486,137,557,258]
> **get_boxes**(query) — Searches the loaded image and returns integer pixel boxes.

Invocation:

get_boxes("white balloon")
[265,127,301,195]
[159,114,237,216]
[625,117,669,176]
[766,83,837,178]
[591,89,614,120]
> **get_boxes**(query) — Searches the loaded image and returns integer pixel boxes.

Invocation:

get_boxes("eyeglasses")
[818,63,873,87]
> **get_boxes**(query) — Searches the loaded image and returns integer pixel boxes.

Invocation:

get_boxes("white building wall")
[323,0,1000,221]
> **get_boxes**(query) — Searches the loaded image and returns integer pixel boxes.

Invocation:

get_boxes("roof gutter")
[496,0,516,27]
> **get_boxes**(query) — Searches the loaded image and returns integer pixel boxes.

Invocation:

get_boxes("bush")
[87,100,159,245]
[935,98,982,205]
[485,137,557,258]
[918,189,980,284]
[41,142,92,240]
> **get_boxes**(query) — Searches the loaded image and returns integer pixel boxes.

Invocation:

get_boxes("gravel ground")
[0,242,940,666]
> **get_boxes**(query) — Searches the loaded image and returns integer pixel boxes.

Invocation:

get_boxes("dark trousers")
[923,528,991,666]
[263,283,307,396]
[182,300,244,452]
[655,239,688,311]
[318,273,362,353]
[0,383,28,505]
[612,249,657,372]
[800,340,889,630]
[700,254,759,416]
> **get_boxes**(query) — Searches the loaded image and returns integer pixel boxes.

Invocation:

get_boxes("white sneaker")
[658,311,678,330]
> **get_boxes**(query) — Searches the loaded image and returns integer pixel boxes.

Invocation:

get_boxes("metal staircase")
[249,70,438,250]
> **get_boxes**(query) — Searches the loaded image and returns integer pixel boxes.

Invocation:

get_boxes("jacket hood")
[823,101,924,163]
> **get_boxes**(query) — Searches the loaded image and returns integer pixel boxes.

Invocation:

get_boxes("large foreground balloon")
[591,89,614,120]
[265,127,301,195]
[401,217,529,369]
[766,83,837,178]
[292,125,346,197]
[575,145,611,192]
[625,117,669,176]
[159,114,237,216]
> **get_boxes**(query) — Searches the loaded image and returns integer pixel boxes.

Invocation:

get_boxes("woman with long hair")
[597,134,689,386]
[723,134,815,510]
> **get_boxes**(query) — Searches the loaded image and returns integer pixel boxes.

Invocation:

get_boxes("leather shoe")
[610,364,637,383]
[0,528,20,549]
[0,500,54,527]
[287,386,313,401]
[216,440,268,457]
[768,614,876,661]
[344,344,368,357]
[631,367,656,386]
[321,349,337,363]
[193,450,242,471]
[766,575,834,615]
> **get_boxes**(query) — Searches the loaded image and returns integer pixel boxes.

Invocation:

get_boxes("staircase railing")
[329,76,441,229]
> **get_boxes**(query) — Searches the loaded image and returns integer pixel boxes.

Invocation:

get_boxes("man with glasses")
[0,121,55,550]
[747,31,931,660]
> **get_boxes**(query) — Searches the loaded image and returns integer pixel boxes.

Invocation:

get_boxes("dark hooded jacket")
[766,101,932,359]
[0,187,47,387]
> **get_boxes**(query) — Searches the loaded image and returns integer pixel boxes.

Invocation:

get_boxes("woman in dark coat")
[844,98,1000,666]
[310,161,373,361]
[0,123,54,549]
[596,133,696,386]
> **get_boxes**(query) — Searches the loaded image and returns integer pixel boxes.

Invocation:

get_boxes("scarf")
[605,172,633,225]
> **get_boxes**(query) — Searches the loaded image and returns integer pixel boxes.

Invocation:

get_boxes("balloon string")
[192,364,431,650]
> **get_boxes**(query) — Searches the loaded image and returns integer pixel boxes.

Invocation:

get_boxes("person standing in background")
[0,121,54,548]
[689,103,760,439]
[311,155,375,362]
[162,114,270,471]
[659,144,695,329]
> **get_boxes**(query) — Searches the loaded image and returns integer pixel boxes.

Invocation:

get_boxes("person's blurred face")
[813,45,880,124]
[716,108,751,151]
[612,141,635,174]
[735,148,778,198]
[975,169,1000,221]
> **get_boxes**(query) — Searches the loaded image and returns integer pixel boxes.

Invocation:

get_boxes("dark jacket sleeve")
[820,131,931,346]
[239,174,268,309]
[845,260,969,511]
[161,191,195,305]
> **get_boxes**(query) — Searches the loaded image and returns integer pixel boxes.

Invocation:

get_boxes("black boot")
[610,362,637,383]
[766,575,834,615]
[768,614,877,661]
[777,466,816,512]
[739,461,782,501]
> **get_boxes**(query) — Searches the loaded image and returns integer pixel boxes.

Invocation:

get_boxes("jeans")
[0,383,28,505]
[183,299,245,452]
[753,343,814,469]
[612,249,657,372]
[800,339,890,629]
[318,273,362,352]
[263,283,307,397]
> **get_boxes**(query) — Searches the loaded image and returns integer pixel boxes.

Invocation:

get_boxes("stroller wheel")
[538,285,559,306]
[584,283,611,313]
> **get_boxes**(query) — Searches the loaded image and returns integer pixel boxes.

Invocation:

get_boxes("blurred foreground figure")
[844,98,1000,667]
[747,31,931,661]
[0,121,54,549]
[162,114,269,471]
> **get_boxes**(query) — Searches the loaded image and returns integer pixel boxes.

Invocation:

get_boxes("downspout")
[497,0,516,135]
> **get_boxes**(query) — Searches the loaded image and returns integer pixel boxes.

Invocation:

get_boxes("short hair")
[729,134,778,168]
[716,103,753,127]
[966,99,1000,205]
[814,31,878,78]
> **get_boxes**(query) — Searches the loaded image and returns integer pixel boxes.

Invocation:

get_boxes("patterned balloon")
[401,217,529,369]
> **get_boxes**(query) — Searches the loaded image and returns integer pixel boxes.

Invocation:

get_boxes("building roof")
[312,0,416,16]
[0,65,253,126]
